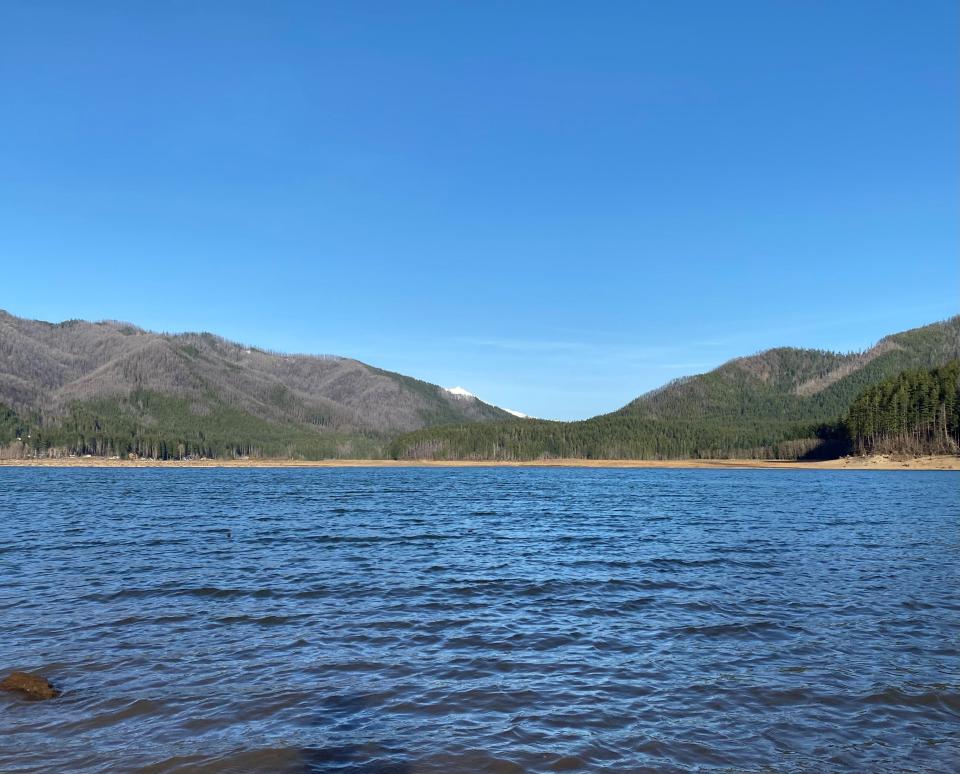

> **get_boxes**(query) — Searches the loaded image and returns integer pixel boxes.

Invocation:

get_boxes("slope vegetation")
[390,317,960,460]
[0,311,509,459]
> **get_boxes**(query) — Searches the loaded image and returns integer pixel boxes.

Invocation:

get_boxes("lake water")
[1,468,958,773]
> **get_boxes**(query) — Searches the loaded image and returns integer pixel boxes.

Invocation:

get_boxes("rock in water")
[0,671,61,699]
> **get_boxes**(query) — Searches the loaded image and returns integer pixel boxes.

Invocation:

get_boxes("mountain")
[0,311,511,459]
[5,311,957,461]
[390,316,960,461]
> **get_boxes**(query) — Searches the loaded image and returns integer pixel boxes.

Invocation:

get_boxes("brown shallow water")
[1,468,958,772]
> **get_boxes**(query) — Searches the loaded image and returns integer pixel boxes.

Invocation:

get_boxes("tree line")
[0,389,385,460]
[844,360,959,455]
[3,363,957,463]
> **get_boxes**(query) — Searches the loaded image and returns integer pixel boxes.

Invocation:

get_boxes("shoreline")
[0,455,956,470]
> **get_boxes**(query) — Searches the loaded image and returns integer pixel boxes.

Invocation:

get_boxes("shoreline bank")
[0,455,956,470]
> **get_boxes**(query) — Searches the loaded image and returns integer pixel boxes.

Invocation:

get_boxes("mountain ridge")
[0,310,511,458]
[2,311,957,460]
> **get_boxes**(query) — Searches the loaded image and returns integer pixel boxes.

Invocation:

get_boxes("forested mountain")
[0,311,510,459]
[844,361,959,456]
[390,317,960,461]
[4,312,958,461]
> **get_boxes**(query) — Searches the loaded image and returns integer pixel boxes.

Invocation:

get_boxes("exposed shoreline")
[0,455,957,470]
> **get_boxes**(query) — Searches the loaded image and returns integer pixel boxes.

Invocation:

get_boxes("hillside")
[390,317,960,461]
[0,311,510,459]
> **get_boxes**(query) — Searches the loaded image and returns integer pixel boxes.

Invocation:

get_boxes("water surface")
[1,468,957,772]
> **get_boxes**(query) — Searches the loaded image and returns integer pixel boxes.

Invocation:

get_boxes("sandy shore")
[0,455,956,470]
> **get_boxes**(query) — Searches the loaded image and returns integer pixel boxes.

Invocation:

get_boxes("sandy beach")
[1,455,956,470]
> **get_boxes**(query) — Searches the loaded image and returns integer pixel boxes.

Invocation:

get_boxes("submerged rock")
[0,671,61,700]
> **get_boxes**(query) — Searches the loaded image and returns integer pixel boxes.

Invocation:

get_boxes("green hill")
[390,317,960,461]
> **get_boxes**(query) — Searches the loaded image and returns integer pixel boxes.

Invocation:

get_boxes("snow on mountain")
[444,386,529,419]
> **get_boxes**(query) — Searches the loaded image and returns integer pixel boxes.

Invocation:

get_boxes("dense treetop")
[845,361,959,456]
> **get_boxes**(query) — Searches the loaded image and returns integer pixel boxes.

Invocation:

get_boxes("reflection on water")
[0,468,958,772]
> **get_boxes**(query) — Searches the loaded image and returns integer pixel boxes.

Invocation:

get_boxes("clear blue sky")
[1,1,957,419]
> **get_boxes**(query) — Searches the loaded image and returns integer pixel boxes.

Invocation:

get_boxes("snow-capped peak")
[444,386,530,418]
[444,386,476,399]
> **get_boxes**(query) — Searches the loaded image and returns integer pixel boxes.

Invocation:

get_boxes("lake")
[1,468,957,773]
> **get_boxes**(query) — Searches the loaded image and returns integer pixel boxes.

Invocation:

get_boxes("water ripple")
[0,467,957,773]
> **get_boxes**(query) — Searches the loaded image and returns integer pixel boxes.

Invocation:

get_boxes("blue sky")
[1,1,957,419]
